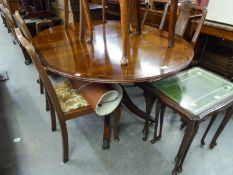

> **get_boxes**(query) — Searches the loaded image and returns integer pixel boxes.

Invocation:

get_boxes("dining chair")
[140,1,207,136]
[142,67,233,174]
[14,11,32,40]
[14,10,54,65]
[141,0,170,28]
[14,10,57,115]
[160,1,207,47]
[0,5,17,44]
[15,27,120,162]
[14,10,54,92]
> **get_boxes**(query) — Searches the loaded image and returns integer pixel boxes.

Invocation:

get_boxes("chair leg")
[45,90,50,111]
[102,115,111,150]
[40,80,44,94]
[37,77,44,94]
[209,106,233,149]
[201,114,217,146]
[156,104,166,141]
[142,92,156,141]
[114,104,121,142]
[60,121,69,163]
[47,93,56,132]
[151,100,163,144]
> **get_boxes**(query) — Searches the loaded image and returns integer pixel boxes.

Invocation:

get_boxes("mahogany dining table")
[32,20,193,173]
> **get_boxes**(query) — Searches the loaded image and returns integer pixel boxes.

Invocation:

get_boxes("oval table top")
[32,21,194,83]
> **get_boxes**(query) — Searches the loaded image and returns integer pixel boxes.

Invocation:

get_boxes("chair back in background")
[158,1,207,47]
[14,11,32,40]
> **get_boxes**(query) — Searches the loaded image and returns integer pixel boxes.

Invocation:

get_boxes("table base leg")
[121,85,152,120]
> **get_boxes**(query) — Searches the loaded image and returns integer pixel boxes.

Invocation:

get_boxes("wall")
[207,0,233,25]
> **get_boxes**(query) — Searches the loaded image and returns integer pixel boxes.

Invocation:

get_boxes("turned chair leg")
[209,106,233,149]
[151,100,163,144]
[201,114,217,146]
[114,104,121,142]
[103,115,111,149]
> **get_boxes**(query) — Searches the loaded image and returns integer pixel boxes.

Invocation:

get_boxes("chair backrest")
[142,0,170,28]
[1,5,18,42]
[1,0,10,10]
[14,28,64,117]
[1,6,14,28]
[14,10,32,40]
[160,1,207,47]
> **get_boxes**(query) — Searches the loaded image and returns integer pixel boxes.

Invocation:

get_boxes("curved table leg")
[121,85,152,121]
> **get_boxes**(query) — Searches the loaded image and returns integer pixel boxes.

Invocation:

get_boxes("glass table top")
[151,67,233,115]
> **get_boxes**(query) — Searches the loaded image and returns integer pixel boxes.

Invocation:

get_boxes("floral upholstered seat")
[54,80,89,112]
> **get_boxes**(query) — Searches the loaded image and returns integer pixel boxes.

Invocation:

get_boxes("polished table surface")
[32,21,194,83]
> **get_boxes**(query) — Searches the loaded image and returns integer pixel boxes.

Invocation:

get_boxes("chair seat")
[54,79,89,113]
[151,67,233,118]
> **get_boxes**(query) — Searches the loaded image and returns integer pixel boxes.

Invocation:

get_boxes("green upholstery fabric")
[54,80,89,112]
[151,67,233,115]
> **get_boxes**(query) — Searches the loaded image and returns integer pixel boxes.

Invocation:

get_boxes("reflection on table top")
[32,21,194,83]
